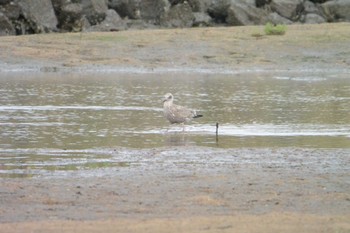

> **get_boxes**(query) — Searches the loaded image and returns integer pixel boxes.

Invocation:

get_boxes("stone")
[256,0,271,8]
[160,2,194,28]
[169,0,203,12]
[0,0,11,5]
[57,3,84,31]
[0,12,15,36]
[270,0,304,21]
[193,12,212,27]
[87,9,127,31]
[321,0,350,22]
[0,2,20,20]
[303,0,320,14]
[267,12,293,24]
[17,0,58,33]
[139,0,169,23]
[226,0,269,25]
[207,0,232,23]
[190,0,212,13]
[302,13,326,24]
[82,0,108,25]
[108,0,141,19]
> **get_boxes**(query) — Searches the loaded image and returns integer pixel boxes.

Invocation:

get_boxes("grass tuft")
[264,23,287,35]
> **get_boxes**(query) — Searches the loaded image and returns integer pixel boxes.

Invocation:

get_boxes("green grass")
[264,23,287,35]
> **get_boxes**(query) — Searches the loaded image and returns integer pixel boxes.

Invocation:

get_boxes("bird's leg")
[181,123,185,132]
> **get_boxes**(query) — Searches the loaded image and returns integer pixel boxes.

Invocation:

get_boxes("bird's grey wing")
[172,104,194,119]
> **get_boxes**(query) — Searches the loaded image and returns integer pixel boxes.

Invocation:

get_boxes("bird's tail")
[193,114,203,118]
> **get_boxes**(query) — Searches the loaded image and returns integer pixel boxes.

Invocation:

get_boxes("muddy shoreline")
[1,23,350,232]
[1,147,350,232]
[0,23,350,74]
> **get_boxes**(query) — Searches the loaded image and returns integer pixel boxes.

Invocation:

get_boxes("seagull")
[162,93,203,129]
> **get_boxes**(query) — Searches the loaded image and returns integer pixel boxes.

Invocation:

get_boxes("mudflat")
[0,23,349,72]
[1,23,350,233]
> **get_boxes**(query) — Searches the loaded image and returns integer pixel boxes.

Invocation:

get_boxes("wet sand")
[0,23,349,73]
[1,148,350,232]
[1,23,350,232]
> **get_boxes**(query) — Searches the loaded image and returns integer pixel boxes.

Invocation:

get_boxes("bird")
[162,93,203,128]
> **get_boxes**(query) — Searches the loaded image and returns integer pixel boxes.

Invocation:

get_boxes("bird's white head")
[163,93,173,103]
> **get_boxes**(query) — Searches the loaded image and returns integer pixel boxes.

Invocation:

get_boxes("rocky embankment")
[0,0,349,36]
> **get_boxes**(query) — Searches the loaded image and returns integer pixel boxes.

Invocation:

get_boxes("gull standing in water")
[162,93,203,130]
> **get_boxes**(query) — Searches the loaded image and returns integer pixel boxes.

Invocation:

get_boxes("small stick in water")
[216,122,219,142]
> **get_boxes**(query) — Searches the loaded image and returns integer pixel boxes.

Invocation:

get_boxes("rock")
[139,0,169,23]
[160,2,194,27]
[82,0,108,25]
[108,0,141,19]
[270,0,304,21]
[321,0,350,22]
[169,0,202,12]
[226,0,269,26]
[302,13,326,24]
[309,0,327,3]
[300,0,326,24]
[303,0,320,14]
[0,12,15,36]
[0,0,11,5]
[190,0,212,13]
[207,0,232,23]
[193,12,212,27]
[267,12,293,24]
[0,2,20,20]
[87,9,127,31]
[125,19,159,30]
[57,3,84,31]
[17,0,58,33]
[255,0,271,8]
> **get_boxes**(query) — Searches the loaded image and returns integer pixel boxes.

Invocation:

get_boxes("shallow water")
[0,71,349,177]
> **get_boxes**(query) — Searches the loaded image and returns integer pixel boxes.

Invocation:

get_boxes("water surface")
[0,71,349,177]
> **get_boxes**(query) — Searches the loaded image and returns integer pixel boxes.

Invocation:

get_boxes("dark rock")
[139,0,169,23]
[191,0,212,13]
[207,0,231,23]
[187,0,203,12]
[0,0,12,5]
[0,12,15,36]
[169,0,202,12]
[82,0,108,25]
[256,0,271,8]
[87,9,127,31]
[51,0,66,12]
[17,0,58,33]
[108,0,141,19]
[57,3,84,31]
[160,2,194,28]
[270,0,304,21]
[309,0,328,3]
[226,0,269,26]
[303,0,320,14]
[0,2,20,20]
[193,12,212,27]
[321,0,350,22]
